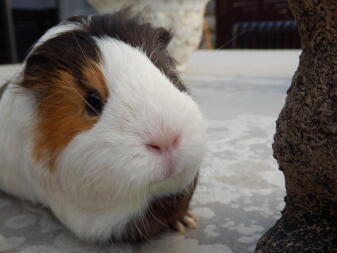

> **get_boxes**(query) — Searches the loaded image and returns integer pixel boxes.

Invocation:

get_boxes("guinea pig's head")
[21,11,205,211]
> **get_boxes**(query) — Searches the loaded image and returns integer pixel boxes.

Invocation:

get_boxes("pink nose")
[146,135,180,154]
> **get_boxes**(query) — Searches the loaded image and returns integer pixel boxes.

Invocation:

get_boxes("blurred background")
[0,0,300,64]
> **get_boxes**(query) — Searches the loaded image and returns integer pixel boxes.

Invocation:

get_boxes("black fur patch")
[22,30,101,94]
[117,176,198,243]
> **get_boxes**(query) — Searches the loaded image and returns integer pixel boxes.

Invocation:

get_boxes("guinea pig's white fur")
[0,21,206,241]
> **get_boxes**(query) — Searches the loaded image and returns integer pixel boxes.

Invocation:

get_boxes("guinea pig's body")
[0,10,205,242]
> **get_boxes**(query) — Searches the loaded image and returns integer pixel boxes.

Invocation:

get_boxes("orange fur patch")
[33,63,108,170]
[82,64,108,99]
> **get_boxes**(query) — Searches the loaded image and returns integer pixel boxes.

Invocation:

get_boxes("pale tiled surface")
[184,49,300,78]
[0,50,296,253]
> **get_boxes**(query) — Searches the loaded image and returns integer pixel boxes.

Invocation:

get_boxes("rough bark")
[255,0,337,252]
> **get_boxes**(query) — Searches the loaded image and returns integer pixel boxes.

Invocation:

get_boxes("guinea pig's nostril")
[146,143,162,153]
[172,135,180,148]
[146,135,181,154]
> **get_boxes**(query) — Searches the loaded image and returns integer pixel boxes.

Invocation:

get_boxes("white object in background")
[88,0,210,72]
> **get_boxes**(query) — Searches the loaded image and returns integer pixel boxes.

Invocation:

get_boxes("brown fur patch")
[33,63,107,170]
[82,63,108,99]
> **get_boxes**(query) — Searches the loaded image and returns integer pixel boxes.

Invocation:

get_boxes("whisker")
[148,45,159,61]
[70,30,101,82]
[217,30,249,49]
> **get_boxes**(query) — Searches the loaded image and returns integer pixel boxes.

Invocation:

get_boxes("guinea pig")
[0,9,206,242]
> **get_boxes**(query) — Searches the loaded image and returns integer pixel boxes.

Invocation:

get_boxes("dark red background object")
[216,0,300,49]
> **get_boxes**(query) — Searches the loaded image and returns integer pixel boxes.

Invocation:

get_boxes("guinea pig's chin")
[149,162,178,185]
[149,164,199,197]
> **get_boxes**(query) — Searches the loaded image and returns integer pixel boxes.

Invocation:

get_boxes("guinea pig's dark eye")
[85,91,103,116]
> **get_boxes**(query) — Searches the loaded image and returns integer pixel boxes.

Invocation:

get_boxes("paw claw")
[187,210,198,221]
[172,210,198,233]
[182,216,197,228]
[174,221,186,233]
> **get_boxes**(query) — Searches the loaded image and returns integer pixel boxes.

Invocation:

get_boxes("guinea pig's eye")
[85,91,103,116]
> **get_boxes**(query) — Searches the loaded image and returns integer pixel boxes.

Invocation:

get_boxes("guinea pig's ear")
[67,15,86,22]
[21,52,53,95]
[156,27,172,49]
[66,15,91,25]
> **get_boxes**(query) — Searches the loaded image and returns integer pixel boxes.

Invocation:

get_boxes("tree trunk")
[255,0,337,252]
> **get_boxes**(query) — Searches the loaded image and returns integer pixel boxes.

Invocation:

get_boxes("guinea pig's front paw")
[171,210,198,234]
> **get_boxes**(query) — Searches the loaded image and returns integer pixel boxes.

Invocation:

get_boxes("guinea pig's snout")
[145,133,181,180]
[145,135,180,154]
